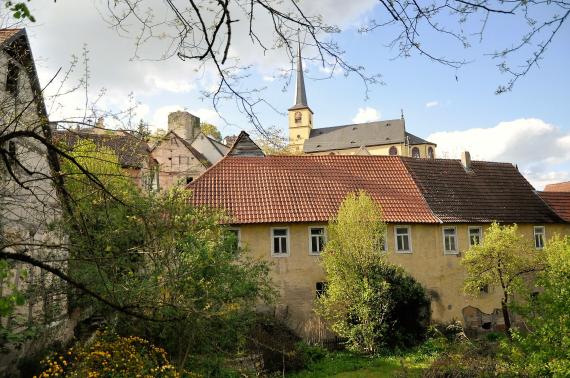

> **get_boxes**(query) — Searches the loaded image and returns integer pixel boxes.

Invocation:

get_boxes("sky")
[6,0,570,189]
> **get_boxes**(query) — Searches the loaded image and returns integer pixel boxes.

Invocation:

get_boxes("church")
[287,42,437,158]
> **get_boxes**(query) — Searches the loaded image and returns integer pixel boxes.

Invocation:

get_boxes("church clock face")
[294,111,302,123]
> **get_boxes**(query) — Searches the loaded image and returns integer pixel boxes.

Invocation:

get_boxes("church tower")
[288,40,313,153]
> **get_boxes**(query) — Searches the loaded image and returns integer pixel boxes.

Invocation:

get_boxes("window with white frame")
[309,227,326,255]
[395,226,411,253]
[534,226,545,249]
[468,227,482,246]
[272,228,289,256]
[443,227,458,254]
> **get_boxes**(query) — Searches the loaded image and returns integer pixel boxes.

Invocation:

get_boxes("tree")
[315,191,429,353]
[462,222,543,339]
[54,139,275,366]
[200,122,222,141]
[504,237,570,376]
[253,126,299,156]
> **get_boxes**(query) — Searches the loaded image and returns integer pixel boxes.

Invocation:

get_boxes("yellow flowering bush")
[35,331,194,378]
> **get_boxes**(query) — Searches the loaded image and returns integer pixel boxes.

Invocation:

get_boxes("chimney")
[93,117,105,134]
[461,151,472,171]
[168,111,201,141]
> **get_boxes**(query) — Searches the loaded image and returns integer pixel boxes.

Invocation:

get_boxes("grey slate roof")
[227,131,265,157]
[288,40,310,112]
[303,119,435,153]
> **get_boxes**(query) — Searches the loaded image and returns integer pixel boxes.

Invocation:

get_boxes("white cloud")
[262,76,276,82]
[352,107,381,124]
[427,118,570,189]
[144,75,195,93]
[425,101,439,108]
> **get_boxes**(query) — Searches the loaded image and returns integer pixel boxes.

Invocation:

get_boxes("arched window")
[412,147,420,158]
[427,146,434,159]
[389,146,398,156]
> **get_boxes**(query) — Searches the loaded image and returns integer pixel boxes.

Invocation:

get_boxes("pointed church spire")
[290,38,308,110]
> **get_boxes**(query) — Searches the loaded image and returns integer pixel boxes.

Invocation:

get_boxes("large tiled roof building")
[188,137,569,339]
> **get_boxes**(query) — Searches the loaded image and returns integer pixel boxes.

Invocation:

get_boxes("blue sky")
[8,0,570,188]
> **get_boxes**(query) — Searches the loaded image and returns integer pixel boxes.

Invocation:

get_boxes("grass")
[288,348,436,378]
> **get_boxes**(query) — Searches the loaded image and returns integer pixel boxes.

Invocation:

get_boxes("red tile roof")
[402,158,563,223]
[538,192,570,222]
[188,155,439,224]
[544,181,570,192]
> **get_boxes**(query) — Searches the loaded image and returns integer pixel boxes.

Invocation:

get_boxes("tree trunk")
[501,297,512,340]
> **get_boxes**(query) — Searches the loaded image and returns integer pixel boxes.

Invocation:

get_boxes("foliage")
[36,331,190,378]
[200,122,222,141]
[461,222,542,337]
[254,126,299,156]
[5,1,35,22]
[502,237,570,377]
[59,139,275,368]
[290,348,435,378]
[316,191,430,353]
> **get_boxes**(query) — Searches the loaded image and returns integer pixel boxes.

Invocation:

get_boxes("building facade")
[188,139,569,339]
[287,42,436,158]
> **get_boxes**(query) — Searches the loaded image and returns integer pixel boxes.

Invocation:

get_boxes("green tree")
[200,122,221,141]
[315,191,429,353]
[503,237,570,376]
[59,140,275,368]
[462,222,542,339]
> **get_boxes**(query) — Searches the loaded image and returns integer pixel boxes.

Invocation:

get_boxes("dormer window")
[6,62,20,96]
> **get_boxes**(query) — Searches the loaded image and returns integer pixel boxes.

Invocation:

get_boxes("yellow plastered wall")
[236,222,570,338]
[288,108,313,153]
[305,143,436,158]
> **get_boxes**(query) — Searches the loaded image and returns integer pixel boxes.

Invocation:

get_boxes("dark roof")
[226,131,265,157]
[188,155,438,224]
[55,130,150,168]
[303,119,435,153]
[544,181,570,192]
[288,40,310,112]
[538,192,570,222]
[402,158,564,224]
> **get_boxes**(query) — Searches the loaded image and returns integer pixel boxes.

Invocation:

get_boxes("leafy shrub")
[423,339,499,377]
[36,331,191,377]
[246,316,326,373]
[316,191,430,353]
[502,237,570,377]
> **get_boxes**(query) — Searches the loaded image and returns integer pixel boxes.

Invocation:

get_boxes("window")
[309,227,325,255]
[271,228,289,256]
[389,146,398,156]
[534,226,545,249]
[443,227,458,254]
[185,177,193,184]
[412,147,420,158]
[5,62,19,96]
[316,282,327,298]
[228,228,240,253]
[295,111,302,123]
[468,227,482,246]
[395,226,412,253]
[427,147,434,159]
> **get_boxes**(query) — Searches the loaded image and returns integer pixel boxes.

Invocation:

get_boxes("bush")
[246,316,326,374]
[423,339,499,377]
[36,331,190,377]
[502,237,570,377]
[316,191,430,353]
